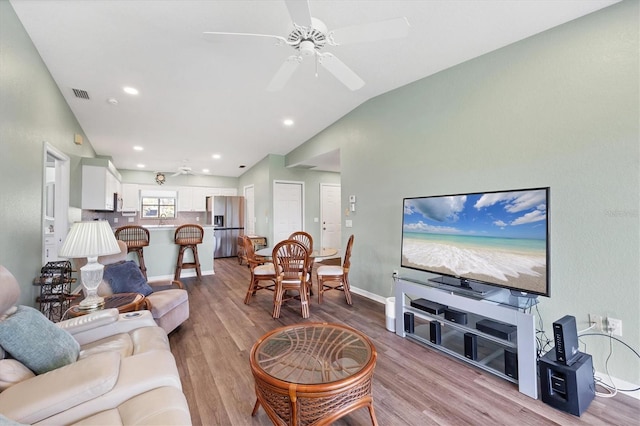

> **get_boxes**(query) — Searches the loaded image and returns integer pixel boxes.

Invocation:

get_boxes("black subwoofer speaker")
[539,350,595,416]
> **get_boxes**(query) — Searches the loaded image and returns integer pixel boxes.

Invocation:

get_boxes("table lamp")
[59,220,120,310]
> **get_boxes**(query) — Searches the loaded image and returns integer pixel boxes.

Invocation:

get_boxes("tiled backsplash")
[81,210,209,228]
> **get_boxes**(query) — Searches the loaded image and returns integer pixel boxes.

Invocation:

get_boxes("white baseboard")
[148,270,214,282]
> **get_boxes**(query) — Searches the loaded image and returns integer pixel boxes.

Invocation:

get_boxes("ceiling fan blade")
[202,31,288,44]
[318,53,364,91]
[330,17,410,45]
[284,0,312,27]
[267,55,302,91]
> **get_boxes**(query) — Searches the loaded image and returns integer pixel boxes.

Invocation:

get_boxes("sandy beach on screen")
[402,238,547,294]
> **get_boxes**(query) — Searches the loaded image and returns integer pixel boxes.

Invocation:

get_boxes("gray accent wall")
[288,1,639,386]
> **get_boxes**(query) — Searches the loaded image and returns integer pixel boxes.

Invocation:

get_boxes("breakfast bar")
[122,225,215,280]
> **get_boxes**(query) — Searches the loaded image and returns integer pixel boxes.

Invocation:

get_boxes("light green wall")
[238,154,340,245]
[0,0,96,305]
[289,1,639,385]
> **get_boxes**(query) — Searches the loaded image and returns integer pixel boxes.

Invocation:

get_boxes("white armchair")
[74,240,190,334]
[0,265,191,425]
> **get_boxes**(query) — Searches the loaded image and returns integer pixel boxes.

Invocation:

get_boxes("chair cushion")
[0,306,80,374]
[254,263,275,276]
[103,261,153,296]
[0,359,35,391]
[316,265,344,276]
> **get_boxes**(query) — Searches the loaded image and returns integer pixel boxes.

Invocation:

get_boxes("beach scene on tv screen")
[402,189,548,294]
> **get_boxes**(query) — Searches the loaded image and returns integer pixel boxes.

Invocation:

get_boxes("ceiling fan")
[203,0,410,91]
[170,166,195,177]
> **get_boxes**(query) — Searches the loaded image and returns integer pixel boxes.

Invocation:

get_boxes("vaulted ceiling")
[10,0,618,176]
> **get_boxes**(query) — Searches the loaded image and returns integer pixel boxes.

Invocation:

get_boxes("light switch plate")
[345,219,353,228]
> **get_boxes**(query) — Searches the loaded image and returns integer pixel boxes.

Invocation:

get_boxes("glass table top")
[253,323,373,385]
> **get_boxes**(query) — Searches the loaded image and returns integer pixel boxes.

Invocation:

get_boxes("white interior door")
[244,185,255,235]
[320,184,341,250]
[273,181,304,244]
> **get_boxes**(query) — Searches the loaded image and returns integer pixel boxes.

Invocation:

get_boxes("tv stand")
[394,277,538,399]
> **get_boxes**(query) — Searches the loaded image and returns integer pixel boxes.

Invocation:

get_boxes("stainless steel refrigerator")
[206,196,244,258]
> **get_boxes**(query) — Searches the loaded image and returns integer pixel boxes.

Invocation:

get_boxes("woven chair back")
[175,224,204,245]
[114,225,150,249]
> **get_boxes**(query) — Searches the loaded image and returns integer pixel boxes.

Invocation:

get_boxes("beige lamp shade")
[59,221,120,258]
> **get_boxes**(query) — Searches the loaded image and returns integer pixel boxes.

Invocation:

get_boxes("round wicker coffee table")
[250,322,378,426]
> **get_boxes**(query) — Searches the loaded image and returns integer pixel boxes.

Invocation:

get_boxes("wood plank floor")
[170,258,639,425]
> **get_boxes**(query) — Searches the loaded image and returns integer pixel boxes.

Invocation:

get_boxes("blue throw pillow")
[103,260,153,296]
[0,306,80,375]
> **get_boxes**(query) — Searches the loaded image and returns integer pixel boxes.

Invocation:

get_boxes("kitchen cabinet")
[121,183,140,211]
[178,187,213,211]
[81,160,121,210]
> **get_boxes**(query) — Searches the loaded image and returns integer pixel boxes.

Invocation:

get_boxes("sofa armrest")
[57,309,120,335]
[59,310,158,346]
[0,352,120,425]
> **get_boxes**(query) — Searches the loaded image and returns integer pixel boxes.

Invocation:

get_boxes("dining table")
[255,246,339,294]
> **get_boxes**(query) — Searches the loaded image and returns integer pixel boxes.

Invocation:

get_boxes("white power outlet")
[607,317,622,336]
[392,270,399,278]
[589,314,603,332]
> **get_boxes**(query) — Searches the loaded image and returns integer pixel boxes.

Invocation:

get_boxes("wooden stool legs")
[175,243,202,280]
[130,247,147,279]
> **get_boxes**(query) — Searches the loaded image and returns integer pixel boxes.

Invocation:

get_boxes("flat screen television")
[401,187,550,297]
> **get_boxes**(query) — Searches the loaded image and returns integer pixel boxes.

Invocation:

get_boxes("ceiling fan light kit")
[203,0,409,91]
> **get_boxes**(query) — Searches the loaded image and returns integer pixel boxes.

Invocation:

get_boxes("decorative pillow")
[0,359,35,391]
[103,261,153,296]
[0,306,79,375]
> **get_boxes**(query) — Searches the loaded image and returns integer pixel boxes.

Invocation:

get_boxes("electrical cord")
[579,332,640,393]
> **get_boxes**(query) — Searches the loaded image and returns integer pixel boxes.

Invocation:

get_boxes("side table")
[66,293,147,318]
[250,322,378,425]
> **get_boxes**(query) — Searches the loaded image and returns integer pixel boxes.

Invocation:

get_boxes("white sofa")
[0,265,191,425]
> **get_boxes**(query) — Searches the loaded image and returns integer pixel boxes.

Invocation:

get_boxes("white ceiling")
[10,0,618,177]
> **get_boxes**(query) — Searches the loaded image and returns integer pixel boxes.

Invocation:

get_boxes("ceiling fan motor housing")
[288,17,328,55]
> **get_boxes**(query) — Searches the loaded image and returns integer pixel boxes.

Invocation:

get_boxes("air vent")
[72,88,90,100]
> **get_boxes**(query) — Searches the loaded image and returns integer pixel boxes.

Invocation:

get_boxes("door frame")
[43,142,70,264]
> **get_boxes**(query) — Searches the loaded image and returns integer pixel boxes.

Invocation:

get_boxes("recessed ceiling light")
[107,98,119,105]
[283,118,294,127]
[202,169,210,173]
[123,86,139,95]
[133,146,143,151]
[212,154,221,160]
[136,164,145,168]
[239,165,246,169]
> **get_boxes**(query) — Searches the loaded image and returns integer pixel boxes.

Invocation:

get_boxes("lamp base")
[78,296,105,310]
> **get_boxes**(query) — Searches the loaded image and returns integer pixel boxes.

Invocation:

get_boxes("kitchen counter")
[121,225,214,280]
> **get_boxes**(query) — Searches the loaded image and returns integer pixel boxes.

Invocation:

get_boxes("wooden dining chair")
[288,231,314,294]
[242,235,277,304]
[317,234,354,305]
[272,239,311,319]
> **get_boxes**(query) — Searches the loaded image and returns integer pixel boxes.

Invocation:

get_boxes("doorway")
[273,180,304,244]
[244,184,256,235]
[320,183,341,250]
[43,143,70,265]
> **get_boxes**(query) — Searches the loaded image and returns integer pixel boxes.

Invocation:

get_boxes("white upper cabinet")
[81,162,121,211]
[121,183,140,211]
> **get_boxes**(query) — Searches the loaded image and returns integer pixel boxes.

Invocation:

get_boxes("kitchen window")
[141,196,176,219]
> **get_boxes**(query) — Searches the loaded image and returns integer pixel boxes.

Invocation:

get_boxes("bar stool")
[174,224,203,280]
[114,225,150,279]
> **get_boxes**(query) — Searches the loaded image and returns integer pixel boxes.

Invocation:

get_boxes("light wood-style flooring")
[170,258,639,425]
